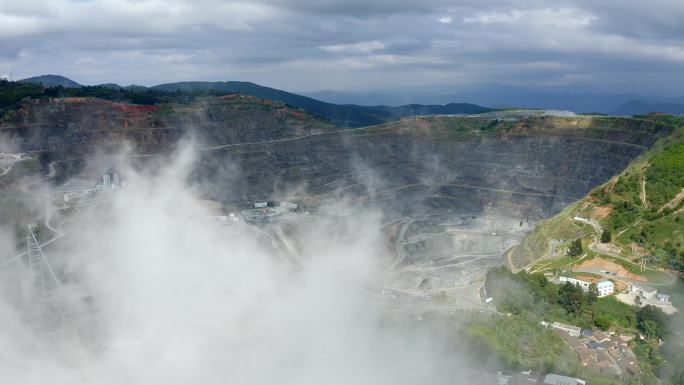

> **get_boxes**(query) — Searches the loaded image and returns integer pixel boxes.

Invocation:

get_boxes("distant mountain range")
[17,76,489,127]
[151,81,489,126]
[612,100,684,115]
[17,75,684,119]
[304,83,684,116]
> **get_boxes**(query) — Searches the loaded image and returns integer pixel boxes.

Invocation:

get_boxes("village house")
[550,321,581,337]
[597,281,614,297]
[559,276,591,291]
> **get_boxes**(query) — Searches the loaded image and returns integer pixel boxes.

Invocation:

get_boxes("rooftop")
[543,373,586,385]
[632,283,657,293]
[597,281,613,288]
[593,331,611,342]
[587,342,605,349]
[53,178,101,193]
[551,322,581,332]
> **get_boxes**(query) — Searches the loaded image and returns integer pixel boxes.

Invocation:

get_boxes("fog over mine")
[2,1,684,382]
[0,145,481,385]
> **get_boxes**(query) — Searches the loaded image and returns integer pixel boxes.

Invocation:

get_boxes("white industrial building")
[54,178,101,203]
[657,293,670,303]
[53,169,121,204]
[631,283,657,299]
[102,169,121,190]
[596,281,614,297]
[281,202,298,210]
[217,213,240,224]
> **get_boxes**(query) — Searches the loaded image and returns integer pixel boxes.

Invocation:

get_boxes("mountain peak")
[19,74,81,88]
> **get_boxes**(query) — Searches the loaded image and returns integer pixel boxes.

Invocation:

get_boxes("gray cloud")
[1,0,683,94]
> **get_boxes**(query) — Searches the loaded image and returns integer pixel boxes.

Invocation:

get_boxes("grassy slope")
[509,114,684,275]
[368,114,655,141]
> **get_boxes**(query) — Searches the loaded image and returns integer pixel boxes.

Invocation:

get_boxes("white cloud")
[464,8,597,28]
[320,40,385,54]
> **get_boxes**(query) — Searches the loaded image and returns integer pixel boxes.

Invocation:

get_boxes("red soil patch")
[575,256,647,282]
[592,205,613,219]
[56,97,88,103]
[111,103,158,113]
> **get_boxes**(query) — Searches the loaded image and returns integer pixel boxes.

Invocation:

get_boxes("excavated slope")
[1,99,671,293]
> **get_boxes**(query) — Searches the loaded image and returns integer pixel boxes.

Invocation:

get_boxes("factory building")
[54,178,101,203]
[281,202,298,210]
[631,283,657,299]
[53,169,121,204]
[102,169,121,190]
[657,293,671,303]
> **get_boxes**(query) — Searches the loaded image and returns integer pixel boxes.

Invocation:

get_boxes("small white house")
[657,293,671,303]
[596,281,614,297]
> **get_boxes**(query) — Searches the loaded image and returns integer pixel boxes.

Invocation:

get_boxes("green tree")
[594,313,611,330]
[587,283,598,305]
[641,319,659,339]
[568,239,583,257]
[637,305,669,339]
[559,282,585,315]
[600,230,612,243]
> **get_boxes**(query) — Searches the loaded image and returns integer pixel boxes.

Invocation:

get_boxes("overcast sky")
[1,0,683,94]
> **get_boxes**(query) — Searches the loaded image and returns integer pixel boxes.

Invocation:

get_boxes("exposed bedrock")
[192,122,663,292]
[5,105,668,294]
[197,131,656,218]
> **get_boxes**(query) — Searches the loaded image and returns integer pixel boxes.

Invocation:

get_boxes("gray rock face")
[6,106,670,307]
[197,129,656,218]
[190,119,664,302]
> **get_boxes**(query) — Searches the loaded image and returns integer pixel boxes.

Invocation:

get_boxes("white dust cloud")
[0,145,475,384]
